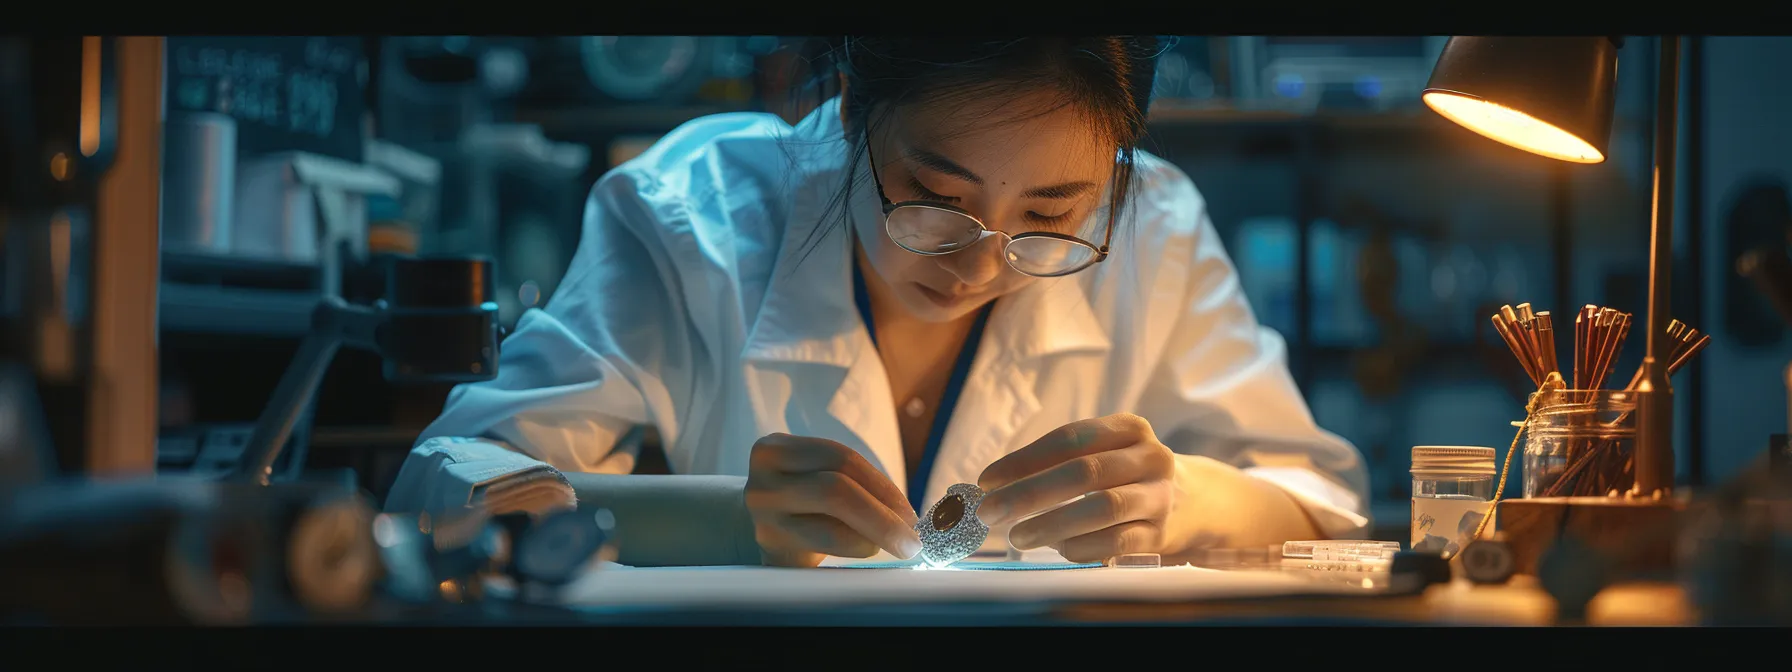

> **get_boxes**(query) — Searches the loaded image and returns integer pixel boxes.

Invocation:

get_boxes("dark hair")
[786,37,1166,266]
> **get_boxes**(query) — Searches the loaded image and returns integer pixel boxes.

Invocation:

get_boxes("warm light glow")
[80,36,101,157]
[49,152,71,181]
[1423,91,1605,164]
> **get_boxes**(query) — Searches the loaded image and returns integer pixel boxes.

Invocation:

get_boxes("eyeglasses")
[865,134,1114,278]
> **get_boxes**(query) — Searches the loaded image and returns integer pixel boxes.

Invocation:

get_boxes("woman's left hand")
[973,414,1188,563]
[977,414,1322,563]
[977,413,1311,563]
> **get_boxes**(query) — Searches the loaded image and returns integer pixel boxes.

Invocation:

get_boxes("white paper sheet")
[554,561,1385,609]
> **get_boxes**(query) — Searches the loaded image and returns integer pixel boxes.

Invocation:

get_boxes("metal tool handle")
[235,298,383,485]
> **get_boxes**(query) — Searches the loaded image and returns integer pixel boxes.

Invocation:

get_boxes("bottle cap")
[1411,446,1496,478]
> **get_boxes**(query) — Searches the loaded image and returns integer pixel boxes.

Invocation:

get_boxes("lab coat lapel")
[925,277,1111,505]
[739,174,908,492]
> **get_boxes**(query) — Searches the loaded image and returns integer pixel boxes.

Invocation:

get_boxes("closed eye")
[906,176,960,204]
[1025,210,1076,227]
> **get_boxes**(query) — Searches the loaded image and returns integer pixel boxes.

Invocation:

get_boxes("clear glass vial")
[1410,445,1497,556]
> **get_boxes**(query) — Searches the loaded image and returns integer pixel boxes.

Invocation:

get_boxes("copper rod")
[1492,314,1539,384]
[1585,309,1606,389]
[1499,305,1539,382]
[1591,309,1621,389]
[1601,313,1632,389]
[1538,311,1559,379]
[1626,323,1705,390]
[1574,306,1592,389]
[1521,318,1549,380]
[1669,333,1710,373]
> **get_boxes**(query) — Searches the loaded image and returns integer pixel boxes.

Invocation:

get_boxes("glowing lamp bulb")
[1422,91,1606,164]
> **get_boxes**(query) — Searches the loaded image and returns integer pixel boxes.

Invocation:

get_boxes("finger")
[763,513,882,559]
[980,443,1168,525]
[1052,520,1162,564]
[752,434,916,525]
[979,414,1154,492]
[1007,482,1164,549]
[782,471,922,558]
[591,449,637,475]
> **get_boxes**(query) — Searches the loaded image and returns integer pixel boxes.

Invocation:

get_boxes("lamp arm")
[1634,36,1682,496]
[234,298,385,486]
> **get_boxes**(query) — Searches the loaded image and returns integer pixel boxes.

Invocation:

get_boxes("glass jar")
[1411,445,1496,557]
[1522,389,1637,498]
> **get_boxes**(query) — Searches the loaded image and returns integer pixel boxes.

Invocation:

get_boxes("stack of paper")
[383,437,577,516]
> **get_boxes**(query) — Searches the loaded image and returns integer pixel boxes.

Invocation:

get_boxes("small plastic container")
[1523,389,1637,498]
[1410,446,1497,558]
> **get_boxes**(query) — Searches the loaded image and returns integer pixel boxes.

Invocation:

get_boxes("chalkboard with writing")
[166,37,367,162]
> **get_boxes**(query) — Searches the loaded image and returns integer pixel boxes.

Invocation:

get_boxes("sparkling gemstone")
[931,494,964,531]
[916,483,989,568]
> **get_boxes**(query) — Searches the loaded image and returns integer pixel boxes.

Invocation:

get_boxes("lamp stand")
[1498,36,1688,577]
[1633,35,1682,498]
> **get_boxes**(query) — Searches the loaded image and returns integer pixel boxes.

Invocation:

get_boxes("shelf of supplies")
[160,283,318,337]
[513,104,744,137]
[309,425,429,449]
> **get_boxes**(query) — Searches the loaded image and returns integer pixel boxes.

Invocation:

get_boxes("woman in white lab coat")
[406,37,1371,568]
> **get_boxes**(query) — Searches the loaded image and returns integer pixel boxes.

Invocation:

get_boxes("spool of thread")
[160,112,237,255]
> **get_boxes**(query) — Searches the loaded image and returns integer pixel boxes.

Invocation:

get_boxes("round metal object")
[916,484,989,568]
[1457,538,1517,584]
[285,498,379,613]
[516,508,613,585]
[578,36,707,102]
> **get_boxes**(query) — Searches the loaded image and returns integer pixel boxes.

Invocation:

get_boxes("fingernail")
[1009,530,1033,550]
[897,535,923,559]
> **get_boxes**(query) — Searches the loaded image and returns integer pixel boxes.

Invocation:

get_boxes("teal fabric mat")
[829,561,1103,571]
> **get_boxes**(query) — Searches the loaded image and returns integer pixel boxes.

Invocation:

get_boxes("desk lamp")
[1422,36,1685,571]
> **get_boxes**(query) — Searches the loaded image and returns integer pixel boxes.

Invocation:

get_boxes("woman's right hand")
[745,433,923,567]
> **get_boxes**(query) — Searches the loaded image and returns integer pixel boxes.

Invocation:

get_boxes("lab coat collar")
[739,100,862,368]
[742,98,1113,368]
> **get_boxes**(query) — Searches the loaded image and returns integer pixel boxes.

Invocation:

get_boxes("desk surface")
[526,562,1692,626]
[1061,577,1690,626]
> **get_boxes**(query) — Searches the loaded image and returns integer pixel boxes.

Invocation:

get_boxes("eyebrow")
[904,147,1098,200]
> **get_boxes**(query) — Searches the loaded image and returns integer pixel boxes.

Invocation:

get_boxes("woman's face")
[852,90,1116,324]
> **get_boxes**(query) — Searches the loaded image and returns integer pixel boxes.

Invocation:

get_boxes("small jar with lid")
[1410,445,1497,558]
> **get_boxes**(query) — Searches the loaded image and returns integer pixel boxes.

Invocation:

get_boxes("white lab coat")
[414,97,1373,541]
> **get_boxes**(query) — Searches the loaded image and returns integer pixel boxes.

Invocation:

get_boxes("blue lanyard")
[852,259,993,513]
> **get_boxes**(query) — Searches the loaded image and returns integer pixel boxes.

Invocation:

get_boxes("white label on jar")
[1411,495,1495,557]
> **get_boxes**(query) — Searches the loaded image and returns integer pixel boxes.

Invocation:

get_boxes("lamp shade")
[1423,37,1620,164]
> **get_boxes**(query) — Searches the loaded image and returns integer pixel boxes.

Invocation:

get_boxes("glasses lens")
[1005,236,1098,277]
[886,205,983,254]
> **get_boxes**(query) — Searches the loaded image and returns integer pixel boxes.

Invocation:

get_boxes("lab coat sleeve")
[1133,182,1373,540]
[413,168,697,474]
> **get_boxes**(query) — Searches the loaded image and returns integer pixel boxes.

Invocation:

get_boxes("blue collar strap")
[852,258,994,513]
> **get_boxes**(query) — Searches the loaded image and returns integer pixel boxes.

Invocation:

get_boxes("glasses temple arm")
[863,129,893,207]
[1097,208,1116,254]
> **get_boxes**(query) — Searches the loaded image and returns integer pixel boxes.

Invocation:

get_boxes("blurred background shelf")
[513,105,738,136]
[159,250,323,338]
[160,283,317,337]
